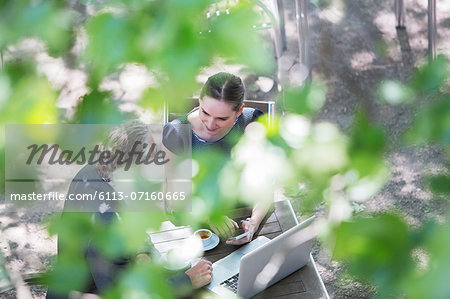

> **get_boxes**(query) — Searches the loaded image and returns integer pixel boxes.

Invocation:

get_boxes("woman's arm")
[226,202,270,245]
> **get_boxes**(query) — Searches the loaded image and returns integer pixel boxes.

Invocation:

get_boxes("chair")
[395,0,437,60]
[202,0,287,84]
[207,0,287,57]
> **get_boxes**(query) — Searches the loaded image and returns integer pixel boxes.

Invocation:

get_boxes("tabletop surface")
[149,200,328,299]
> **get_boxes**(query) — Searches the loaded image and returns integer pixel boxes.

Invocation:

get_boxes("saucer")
[163,261,191,271]
[203,233,220,251]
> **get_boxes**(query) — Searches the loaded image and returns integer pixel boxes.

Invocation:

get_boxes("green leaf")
[171,148,237,227]
[0,253,11,292]
[0,146,4,192]
[428,175,450,195]
[0,62,58,124]
[377,80,415,105]
[348,111,386,177]
[73,89,125,124]
[333,214,414,296]
[98,212,166,258]
[411,55,448,92]
[109,263,174,299]
[282,83,326,116]
[47,213,94,251]
[43,255,90,294]
[207,1,272,72]
[346,163,390,202]
[406,98,450,146]
[84,13,145,78]
[293,122,349,177]
[0,0,74,55]
[408,221,450,299]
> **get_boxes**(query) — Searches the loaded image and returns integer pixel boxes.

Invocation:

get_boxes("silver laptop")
[205,216,316,298]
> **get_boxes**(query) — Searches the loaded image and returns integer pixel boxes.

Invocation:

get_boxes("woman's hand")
[226,217,258,245]
[209,216,239,239]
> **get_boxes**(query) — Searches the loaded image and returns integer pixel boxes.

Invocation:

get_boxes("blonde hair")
[95,120,153,180]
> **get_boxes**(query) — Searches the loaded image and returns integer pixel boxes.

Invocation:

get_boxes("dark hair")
[200,72,245,111]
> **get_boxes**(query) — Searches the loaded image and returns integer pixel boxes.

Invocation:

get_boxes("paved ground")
[277,0,450,297]
[1,0,449,298]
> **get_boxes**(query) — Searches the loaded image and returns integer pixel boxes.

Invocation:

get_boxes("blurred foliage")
[377,80,415,105]
[411,55,449,92]
[0,0,449,298]
[44,213,93,293]
[410,221,450,299]
[378,55,448,105]
[0,62,58,123]
[332,56,450,298]
[428,174,450,194]
[334,214,416,296]
[0,0,273,297]
[103,263,174,299]
[192,149,235,222]
[407,96,450,147]
[0,253,11,292]
[334,217,450,299]
[81,0,271,112]
[73,89,125,124]
[281,83,326,116]
[348,111,386,177]
[0,60,59,190]
[0,0,74,56]
[44,211,170,296]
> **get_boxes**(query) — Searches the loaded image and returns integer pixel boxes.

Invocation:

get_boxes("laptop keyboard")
[220,273,239,293]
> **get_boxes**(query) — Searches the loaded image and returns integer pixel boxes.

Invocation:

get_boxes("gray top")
[163,107,263,155]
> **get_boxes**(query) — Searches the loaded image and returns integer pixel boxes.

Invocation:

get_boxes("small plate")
[163,261,191,271]
[161,249,192,271]
[203,233,220,251]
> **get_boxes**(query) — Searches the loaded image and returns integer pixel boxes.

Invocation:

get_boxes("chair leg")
[395,0,406,29]
[255,0,283,59]
[275,0,287,52]
[0,48,3,71]
[295,0,311,83]
[428,0,437,61]
[163,101,169,124]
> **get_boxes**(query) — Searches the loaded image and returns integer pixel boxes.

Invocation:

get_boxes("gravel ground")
[1,0,449,298]
[295,0,450,298]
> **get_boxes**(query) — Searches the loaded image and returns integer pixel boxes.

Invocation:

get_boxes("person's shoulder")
[163,118,191,155]
[163,117,188,137]
[72,165,100,182]
[241,107,264,124]
[70,165,109,190]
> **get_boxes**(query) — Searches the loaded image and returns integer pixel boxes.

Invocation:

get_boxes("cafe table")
[149,199,329,298]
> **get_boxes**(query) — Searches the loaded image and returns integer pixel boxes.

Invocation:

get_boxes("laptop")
[205,216,316,298]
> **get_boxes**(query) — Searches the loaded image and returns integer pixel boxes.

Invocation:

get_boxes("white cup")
[194,229,213,248]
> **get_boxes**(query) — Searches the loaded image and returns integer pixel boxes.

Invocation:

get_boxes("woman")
[163,72,269,245]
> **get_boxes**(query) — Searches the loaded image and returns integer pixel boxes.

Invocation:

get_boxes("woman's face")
[198,96,243,137]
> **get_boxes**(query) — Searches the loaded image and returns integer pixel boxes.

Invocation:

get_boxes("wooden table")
[150,200,329,298]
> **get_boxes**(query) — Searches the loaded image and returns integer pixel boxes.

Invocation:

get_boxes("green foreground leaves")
[0,0,449,298]
[331,56,450,298]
